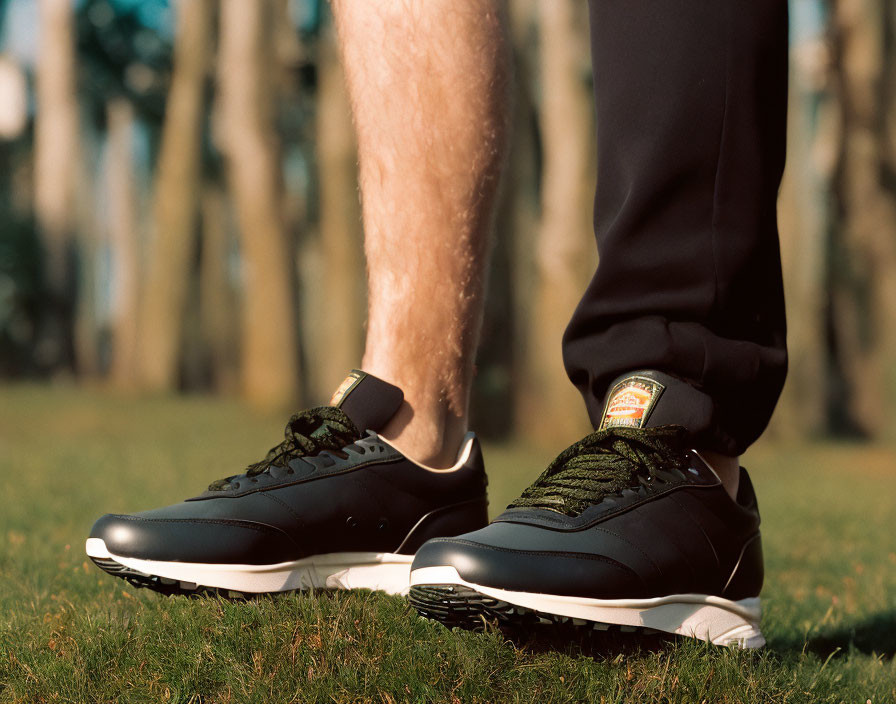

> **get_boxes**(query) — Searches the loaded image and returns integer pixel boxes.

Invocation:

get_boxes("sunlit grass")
[1,384,894,703]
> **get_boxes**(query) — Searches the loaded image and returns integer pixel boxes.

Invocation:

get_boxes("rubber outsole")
[85,538,413,597]
[409,584,662,634]
[89,554,241,598]
[409,567,765,649]
[409,584,766,649]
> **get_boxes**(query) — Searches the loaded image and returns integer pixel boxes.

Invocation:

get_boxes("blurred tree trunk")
[515,0,596,445]
[137,0,213,392]
[219,0,300,408]
[880,0,896,439]
[828,0,896,436]
[493,0,540,439]
[199,182,240,393]
[313,20,364,396]
[34,0,80,372]
[106,99,142,388]
[771,36,832,440]
[73,116,104,379]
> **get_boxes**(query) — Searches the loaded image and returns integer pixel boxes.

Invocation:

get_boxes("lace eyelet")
[377,519,389,530]
[346,516,359,529]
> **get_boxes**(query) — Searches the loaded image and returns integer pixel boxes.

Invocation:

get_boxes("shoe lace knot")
[507,426,691,516]
[208,407,360,491]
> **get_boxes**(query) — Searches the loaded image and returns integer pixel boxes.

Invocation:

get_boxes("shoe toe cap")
[411,526,648,599]
[88,512,298,565]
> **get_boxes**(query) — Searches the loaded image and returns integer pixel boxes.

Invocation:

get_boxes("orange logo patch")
[599,376,665,430]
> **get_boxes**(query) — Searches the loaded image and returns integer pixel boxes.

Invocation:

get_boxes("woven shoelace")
[508,425,691,516]
[208,406,360,491]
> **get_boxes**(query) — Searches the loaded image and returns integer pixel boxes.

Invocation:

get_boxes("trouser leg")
[563,0,789,455]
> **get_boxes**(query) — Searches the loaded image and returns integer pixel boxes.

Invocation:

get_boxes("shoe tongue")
[328,370,404,433]
[598,370,712,433]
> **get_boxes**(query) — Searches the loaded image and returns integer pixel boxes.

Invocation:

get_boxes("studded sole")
[409,566,765,649]
[86,538,413,597]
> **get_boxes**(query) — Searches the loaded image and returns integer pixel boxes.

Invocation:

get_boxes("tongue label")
[599,376,665,430]
[329,370,366,407]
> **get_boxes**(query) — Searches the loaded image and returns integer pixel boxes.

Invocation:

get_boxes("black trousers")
[563,0,789,456]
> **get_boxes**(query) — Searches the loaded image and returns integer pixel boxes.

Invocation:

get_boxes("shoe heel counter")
[395,497,489,555]
[722,532,764,600]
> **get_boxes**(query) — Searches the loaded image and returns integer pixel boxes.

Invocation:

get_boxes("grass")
[0,384,895,703]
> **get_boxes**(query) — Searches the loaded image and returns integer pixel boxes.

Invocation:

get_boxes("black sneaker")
[86,371,488,597]
[409,371,765,648]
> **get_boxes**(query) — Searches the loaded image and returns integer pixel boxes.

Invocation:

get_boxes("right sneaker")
[86,370,488,597]
[410,371,766,648]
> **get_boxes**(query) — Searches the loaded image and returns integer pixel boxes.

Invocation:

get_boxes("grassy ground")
[0,385,894,703]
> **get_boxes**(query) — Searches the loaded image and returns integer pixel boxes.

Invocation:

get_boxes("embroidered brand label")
[599,376,665,430]
[329,370,365,407]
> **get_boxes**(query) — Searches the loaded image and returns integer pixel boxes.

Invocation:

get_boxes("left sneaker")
[86,370,489,598]
[409,371,766,649]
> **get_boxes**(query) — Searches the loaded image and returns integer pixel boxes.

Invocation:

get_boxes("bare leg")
[333,1,510,467]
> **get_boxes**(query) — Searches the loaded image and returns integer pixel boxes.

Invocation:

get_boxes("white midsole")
[86,538,413,595]
[410,565,765,649]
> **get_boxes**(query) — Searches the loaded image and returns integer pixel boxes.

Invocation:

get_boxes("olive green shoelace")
[508,426,691,516]
[208,406,360,491]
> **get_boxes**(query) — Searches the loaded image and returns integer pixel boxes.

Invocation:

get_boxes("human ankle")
[378,400,467,469]
[358,360,473,468]
[697,449,740,501]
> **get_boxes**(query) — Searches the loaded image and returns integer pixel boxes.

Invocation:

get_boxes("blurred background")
[1,0,895,449]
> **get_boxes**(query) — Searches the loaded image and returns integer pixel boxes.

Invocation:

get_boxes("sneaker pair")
[86,370,765,649]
